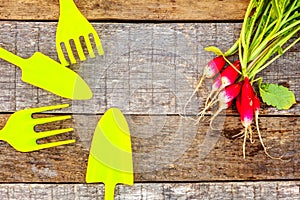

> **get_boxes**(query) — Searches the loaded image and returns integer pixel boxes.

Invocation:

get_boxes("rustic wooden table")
[0,0,299,199]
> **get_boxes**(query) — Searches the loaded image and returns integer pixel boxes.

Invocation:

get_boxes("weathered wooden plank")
[0,21,299,115]
[0,0,249,21]
[0,114,298,182]
[0,182,299,199]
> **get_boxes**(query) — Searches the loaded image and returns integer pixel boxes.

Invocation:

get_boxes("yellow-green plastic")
[0,47,92,100]
[86,108,133,200]
[0,104,75,152]
[56,0,104,66]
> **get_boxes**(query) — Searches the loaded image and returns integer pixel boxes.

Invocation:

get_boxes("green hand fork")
[56,0,104,66]
[0,104,75,152]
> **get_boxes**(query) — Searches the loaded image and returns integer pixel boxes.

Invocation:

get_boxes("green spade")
[86,108,133,200]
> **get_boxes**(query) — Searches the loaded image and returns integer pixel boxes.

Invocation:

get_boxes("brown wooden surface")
[0,22,299,185]
[0,114,299,182]
[0,0,299,199]
[0,0,249,21]
[0,182,299,199]
[0,22,299,115]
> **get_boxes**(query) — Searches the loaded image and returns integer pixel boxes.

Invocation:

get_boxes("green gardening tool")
[0,104,75,152]
[0,47,92,100]
[86,108,133,200]
[56,0,104,66]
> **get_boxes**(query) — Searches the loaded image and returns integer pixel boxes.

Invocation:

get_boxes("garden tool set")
[0,0,133,199]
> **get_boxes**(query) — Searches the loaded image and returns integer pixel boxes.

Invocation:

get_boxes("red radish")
[199,60,242,120]
[239,77,254,158]
[211,60,241,92]
[184,56,226,115]
[253,94,260,116]
[236,79,283,159]
[204,55,226,78]
[205,60,241,108]
[235,93,242,115]
[227,100,233,108]
[208,82,242,128]
[252,94,260,132]
[218,82,242,104]
[240,77,254,128]
[197,60,241,122]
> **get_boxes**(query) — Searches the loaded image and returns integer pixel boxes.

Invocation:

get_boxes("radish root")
[255,113,284,160]
[241,113,285,160]
[232,130,245,138]
[204,87,223,108]
[183,74,205,116]
[243,126,248,159]
[248,126,254,144]
[196,98,218,124]
[209,104,227,130]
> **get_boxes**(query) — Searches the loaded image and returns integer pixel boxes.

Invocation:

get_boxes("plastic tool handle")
[104,184,116,200]
[59,0,79,13]
[0,47,25,69]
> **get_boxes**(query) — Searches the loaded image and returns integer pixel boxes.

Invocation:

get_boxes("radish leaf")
[205,46,223,56]
[259,82,296,110]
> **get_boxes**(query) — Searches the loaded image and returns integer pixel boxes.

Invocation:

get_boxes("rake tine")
[64,41,76,64]
[57,43,69,66]
[74,38,86,61]
[84,35,95,58]
[92,32,104,55]
[28,104,70,114]
[34,115,72,125]
[37,128,74,139]
[37,139,76,150]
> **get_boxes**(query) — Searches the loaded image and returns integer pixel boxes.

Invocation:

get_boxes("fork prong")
[84,35,95,58]
[28,104,70,114]
[34,115,72,125]
[92,33,104,55]
[36,139,76,150]
[57,43,69,66]
[64,41,77,64]
[74,38,86,61]
[37,128,74,139]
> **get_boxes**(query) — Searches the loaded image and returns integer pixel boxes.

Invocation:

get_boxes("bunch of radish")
[189,0,299,158]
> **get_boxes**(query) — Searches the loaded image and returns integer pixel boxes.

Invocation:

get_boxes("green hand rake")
[56,0,104,66]
[0,104,75,152]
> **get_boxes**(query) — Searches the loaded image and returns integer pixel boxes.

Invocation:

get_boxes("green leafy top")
[258,82,296,110]
[238,0,300,78]
[204,46,223,56]
[205,0,299,111]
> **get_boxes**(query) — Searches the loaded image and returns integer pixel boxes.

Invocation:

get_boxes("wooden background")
[0,0,300,199]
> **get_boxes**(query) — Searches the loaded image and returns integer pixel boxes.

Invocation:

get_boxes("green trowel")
[0,47,92,100]
[86,108,134,200]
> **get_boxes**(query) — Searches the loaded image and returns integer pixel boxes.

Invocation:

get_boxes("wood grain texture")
[0,182,299,199]
[0,114,298,182]
[0,22,299,115]
[0,18,299,200]
[0,0,249,21]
